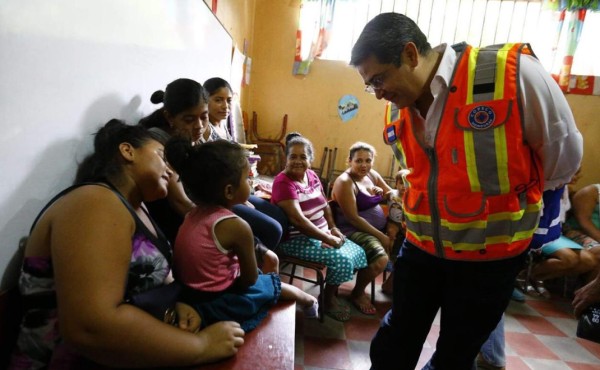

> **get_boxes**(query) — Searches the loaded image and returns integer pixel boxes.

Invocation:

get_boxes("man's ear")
[403,42,419,68]
[119,142,135,162]
[224,184,235,200]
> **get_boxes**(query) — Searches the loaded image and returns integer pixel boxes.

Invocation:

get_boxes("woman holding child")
[271,134,368,322]
[9,120,244,369]
[330,142,390,315]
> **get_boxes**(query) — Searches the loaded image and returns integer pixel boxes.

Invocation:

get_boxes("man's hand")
[573,278,600,317]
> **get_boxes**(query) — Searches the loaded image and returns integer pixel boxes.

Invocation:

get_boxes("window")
[299,0,599,76]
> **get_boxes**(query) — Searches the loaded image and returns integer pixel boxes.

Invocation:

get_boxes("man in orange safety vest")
[350,12,583,370]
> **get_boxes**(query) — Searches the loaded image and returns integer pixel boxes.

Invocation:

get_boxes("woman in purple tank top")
[9,120,244,370]
[331,142,392,315]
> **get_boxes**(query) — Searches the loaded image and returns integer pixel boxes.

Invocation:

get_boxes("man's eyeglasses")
[364,70,388,94]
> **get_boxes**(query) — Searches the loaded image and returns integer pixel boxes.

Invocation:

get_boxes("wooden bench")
[1,292,296,370]
[2,233,296,369]
[195,301,296,370]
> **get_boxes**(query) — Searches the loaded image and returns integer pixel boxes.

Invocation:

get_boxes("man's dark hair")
[350,13,432,67]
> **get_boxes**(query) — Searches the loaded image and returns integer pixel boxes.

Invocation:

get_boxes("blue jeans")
[422,316,505,370]
[479,315,506,367]
[232,195,288,249]
[370,241,524,370]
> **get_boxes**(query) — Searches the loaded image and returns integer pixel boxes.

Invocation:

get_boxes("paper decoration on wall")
[231,46,245,91]
[567,75,600,95]
[244,57,252,86]
[338,94,359,122]
[242,39,251,87]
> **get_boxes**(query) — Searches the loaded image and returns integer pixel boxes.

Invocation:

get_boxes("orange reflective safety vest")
[383,43,543,261]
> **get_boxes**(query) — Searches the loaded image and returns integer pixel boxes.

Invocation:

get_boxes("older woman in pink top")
[271,133,368,322]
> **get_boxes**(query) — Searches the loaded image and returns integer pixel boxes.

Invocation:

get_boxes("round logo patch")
[468,106,495,130]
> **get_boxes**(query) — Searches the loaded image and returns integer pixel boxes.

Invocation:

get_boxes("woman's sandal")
[338,300,351,314]
[319,295,351,314]
[532,280,551,298]
[325,307,351,322]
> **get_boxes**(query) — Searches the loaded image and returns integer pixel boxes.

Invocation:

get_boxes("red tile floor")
[283,266,600,370]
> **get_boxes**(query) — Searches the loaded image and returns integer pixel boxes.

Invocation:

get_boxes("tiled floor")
[283,266,600,370]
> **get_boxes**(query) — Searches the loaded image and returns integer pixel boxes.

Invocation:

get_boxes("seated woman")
[271,133,368,322]
[203,77,234,142]
[203,77,289,254]
[523,186,597,297]
[140,78,279,272]
[565,183,600,258]
[9,120,244,369]
[330,142,390,315]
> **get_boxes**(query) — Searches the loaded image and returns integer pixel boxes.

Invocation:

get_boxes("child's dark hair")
[75,119,164,184]
[166,138,248,206]
[203,77,233,96]
[139,78,208,131]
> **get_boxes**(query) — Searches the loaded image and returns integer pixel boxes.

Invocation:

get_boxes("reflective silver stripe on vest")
[391,144,403,166]
[405,207,540,248]
[473,46,499,102]
[390,103,400,123]
[473,129,501,194]
[471,47,506,196]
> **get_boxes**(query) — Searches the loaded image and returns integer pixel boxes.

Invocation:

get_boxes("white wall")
[0,0,233,290]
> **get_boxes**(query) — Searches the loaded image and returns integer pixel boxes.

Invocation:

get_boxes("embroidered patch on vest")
[383,124,397,144]
[468,105,495,130]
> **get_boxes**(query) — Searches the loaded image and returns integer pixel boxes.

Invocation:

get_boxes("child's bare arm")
[214,217,258,289]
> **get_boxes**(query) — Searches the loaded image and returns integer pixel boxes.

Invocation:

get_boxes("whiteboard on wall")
[0,0,233,289]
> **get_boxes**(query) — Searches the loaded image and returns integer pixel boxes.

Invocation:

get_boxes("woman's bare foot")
[303,297,319,319]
